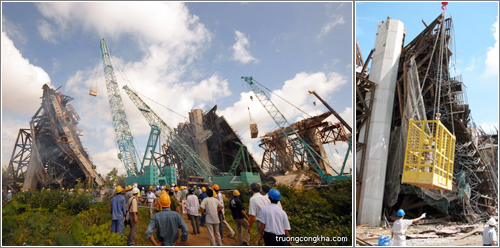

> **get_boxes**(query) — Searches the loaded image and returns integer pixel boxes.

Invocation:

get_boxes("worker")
[146,193,189,246]
[186,188,201,235]
[181,186,188,201]
[248,183,270,237]
[200,188,223,246]
[161,186,167,195]
[155,186,161,198]
[199,187,208,226]
[125,185,133,203]
[257,189,292,246]
[110,185,126,236]
[262,185,282,209]
[194,185,201,197]
[169,188,181,215]
[6,190,13,200]
[126,187,140,246]
[147,187,157,219]
[482,217,498,246]
[174,186,180,200]
[391,209,426,246]
[214,184,235,240]
[230,189,250,246]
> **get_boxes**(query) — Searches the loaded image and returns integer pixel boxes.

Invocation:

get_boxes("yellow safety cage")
[402,119,456,191]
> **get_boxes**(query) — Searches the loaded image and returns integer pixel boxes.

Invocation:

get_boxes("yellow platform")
[402,119,456,191]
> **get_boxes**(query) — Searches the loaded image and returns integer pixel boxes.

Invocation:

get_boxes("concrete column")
[357,18,405,226]
[190,109,211,174]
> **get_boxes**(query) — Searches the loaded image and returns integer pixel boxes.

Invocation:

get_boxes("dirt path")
[180,214,240,246]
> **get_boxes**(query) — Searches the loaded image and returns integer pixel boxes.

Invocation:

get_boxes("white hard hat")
[8,190,11,193]
[142,187,144,190]
[171,183,175,186]
[131,187,139,194]
[488,217,497,226]
[70,189,74,191]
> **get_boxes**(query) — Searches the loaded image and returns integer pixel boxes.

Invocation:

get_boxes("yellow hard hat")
[174,186,179,192]
[115,186,124,194]
[424,139,430,146]
[159,193,171,208]
[149,186,153,190]
[213,184,220,190]
[233,189,240,196]
[202,187,206,192]
[180,186,184,190]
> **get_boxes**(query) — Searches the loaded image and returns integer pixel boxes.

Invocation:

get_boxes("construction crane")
[122,85,218,184]
[242,76,350,183]
[100,39,142,179]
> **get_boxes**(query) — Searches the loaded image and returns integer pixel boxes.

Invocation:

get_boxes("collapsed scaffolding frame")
[357,13,498,223]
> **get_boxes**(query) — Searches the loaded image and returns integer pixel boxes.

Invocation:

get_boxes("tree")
[104,168,118,187]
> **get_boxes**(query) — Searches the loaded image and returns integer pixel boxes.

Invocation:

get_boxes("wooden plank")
[356,237,374,246]
[455,227,483,240]
[407,234,439,239]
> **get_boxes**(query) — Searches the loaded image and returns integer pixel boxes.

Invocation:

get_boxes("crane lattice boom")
[122,85,217,183]
[100,39,141,177]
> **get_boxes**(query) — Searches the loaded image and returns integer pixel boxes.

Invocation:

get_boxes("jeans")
[189,214,201,234]
[111,219,124,236]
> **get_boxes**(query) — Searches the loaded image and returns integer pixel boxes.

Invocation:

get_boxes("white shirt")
[392,219,413,241]
[257,204,291,235]
[147,192,156,203]
[186,194,200,216]
[248,193,270,217]
[216,192,225,211]
[263,193,282,209]
[483,226,497,245]
[200,197,222,224]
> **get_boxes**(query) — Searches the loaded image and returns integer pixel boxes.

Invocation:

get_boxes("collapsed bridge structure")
[356,13,498,226]
[4,84,104,191]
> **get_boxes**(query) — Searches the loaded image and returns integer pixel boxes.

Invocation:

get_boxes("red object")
[441,2,448,10]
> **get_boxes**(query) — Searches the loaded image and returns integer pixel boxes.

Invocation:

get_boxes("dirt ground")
[356,223,484,246]
[180,214,240,246]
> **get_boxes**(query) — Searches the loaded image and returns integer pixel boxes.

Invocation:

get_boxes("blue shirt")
[110,194,126,220]
[146,208,189,245]
[198,192,207,202]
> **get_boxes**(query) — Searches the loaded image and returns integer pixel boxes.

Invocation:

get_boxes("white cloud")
[231,30,259,64]
[318,15,345,39]
[1,31,51,115]
[480,123,498,134]
[37,19,58,44]
[484,15,499,77]
[2,16,28,46]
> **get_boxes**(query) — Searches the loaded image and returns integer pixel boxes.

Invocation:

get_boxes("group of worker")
[391,208,497,246]
[110,182,292,246]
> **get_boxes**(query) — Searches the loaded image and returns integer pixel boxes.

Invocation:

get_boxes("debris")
[455,227,484,240]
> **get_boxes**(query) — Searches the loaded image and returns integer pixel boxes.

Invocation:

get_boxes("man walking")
[146,187,156,219]
[257,189,291,246]
[248,183,270,237]
[482,217,498,246]
[110,186,126,236]
[201,188,223,246]
[186,188,201,235]
[213,184,235,240]
[199,187,208,226]
[146,193,189,246]
[127,187,140,246]
[230,189,250,246]
[391,209,426,246]
[169,189,181,214]
[262,185,282,208]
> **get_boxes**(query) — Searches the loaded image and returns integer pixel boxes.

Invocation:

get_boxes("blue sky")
[356,1,499,134]
[2,2,353,176]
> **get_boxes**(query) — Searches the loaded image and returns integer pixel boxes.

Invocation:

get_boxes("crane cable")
[252,79,312,118]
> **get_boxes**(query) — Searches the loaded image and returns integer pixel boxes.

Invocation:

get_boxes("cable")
[252,79,312,118]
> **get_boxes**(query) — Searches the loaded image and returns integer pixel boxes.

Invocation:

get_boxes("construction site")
[2,38,352,246]
[355,9,498,246]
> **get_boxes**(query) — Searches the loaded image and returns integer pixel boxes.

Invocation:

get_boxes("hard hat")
[213,184,220,190]
[233,190,240,196]
[159,193,171,208]
[488,217,497,226]
[171,183,175,187]
[8,190,12,193]
[202,187,206,192]
[397,209,405,217]
[149,186,153,190]
[268,189,281,201]
[142,187,144,190]
[423,139,430,146]
[70,189,74,191]
[115,186,124,194]
[175,187,179,192]
[131,187,139,194]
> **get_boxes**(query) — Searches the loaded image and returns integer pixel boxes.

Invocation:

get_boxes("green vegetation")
[2,179,351,246]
